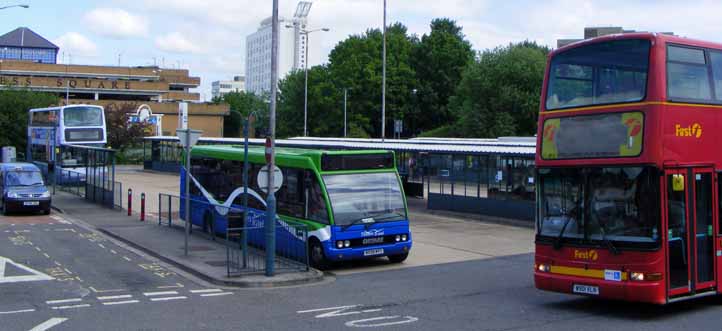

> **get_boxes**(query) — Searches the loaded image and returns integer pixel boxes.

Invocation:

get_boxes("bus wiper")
[368,212,404,222]
[599,225,620,255]
[342,217,375,231]
[553,216,572,250]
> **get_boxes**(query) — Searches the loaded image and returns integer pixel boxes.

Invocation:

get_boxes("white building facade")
[211,76,246,99]
[245,16,307,95]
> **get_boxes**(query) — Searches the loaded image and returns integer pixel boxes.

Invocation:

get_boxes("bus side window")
[306,171,329,224]
[277,167,304,218]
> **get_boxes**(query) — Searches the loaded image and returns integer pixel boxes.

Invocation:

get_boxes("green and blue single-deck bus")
[180,145,412,268]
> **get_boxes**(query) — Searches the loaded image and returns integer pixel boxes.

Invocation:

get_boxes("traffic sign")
[265,137,273,163]
[176,129,203,148]
[257,164,283,194]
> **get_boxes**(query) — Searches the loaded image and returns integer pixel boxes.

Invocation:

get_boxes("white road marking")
[51,304,91,310]
[143,291,178,297]
[63,268,73,274]
[54,261,62,266]
[43,253,50,259]
[89,286,124,293]
[46,298,82,305]
[157,283,184,289]
[29,317,68,331]
[102,300,139,306]
[200,292,233,297]
[297,305,381,318]
[97,295,132,300]
[35,247,42,252]
[0,256,54,283]
[345,316,419,328]
[122,256,132,262]
[0,308,35,314]
[190,289,222,294]
[150,296,187,302]
[110,249,117,254]
[98,244,106,249]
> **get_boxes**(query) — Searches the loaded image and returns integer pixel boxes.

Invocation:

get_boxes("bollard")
[127,188,133,216]
[140,193,146,222]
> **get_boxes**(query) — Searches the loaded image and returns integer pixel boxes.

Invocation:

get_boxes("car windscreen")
[5,171,44,187]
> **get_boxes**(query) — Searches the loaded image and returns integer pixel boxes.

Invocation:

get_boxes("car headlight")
[40,191,51,198]
[7,192,18,198]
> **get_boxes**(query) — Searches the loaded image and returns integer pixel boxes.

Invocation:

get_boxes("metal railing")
[157,193,309,277]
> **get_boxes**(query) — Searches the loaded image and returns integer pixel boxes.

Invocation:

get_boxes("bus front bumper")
[324,241,412,261]
[534,271,665,304]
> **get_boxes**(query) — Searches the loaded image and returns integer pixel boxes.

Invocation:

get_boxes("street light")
[0,4,28,10]
[285,25,329,136]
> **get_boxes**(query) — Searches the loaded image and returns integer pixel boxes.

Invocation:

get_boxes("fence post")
[140,193,146,222]
[168,194,172,227]
[127,188,132,216]
[158,193,162,225]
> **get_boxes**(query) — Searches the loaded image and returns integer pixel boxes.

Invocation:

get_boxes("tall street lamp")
[286,25,329,136]
[381,0,387,142]
[0,4,29,10]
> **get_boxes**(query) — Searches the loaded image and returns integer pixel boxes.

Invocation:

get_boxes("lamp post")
[286,26,329,137]
[381,0,387,142]
[343,88,348,137]
[0,4,28,10]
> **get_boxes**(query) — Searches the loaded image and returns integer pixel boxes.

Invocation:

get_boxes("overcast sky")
[5,0,722,100]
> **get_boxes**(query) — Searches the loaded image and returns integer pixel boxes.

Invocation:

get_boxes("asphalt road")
[3,211,722,331]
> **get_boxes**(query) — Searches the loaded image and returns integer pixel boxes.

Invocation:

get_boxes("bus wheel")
[309,240,328,270]
[203,212,215,238]
[388,253,408,263]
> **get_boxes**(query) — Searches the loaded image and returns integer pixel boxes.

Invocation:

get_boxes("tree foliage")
[105,102,152,150]
[448,41,550,138]
[219,91,268,137]
[0,89,57,155]
[410,18,474,136]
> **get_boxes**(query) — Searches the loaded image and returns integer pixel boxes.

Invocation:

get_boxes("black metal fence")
[53,145,121,209]
[158,193,309,277]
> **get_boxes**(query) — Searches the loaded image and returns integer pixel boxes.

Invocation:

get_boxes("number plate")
[363,248,384,256]
[572,284,599,295]
[23,201,39,206]
[362,237,385,245]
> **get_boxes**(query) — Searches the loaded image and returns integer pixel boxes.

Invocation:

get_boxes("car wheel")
[309,240,328,270]
[2,202,9,215]
[387,253,409,263]
[43,208,51,215]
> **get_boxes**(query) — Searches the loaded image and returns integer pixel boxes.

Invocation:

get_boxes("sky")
[4,0,722,100]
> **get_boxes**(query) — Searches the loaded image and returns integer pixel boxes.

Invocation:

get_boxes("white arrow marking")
[29,317,68,331]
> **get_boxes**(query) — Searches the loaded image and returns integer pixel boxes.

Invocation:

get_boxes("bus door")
[664,168,716,298]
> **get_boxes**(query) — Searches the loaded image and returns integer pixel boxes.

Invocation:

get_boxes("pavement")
[50,192,325,288]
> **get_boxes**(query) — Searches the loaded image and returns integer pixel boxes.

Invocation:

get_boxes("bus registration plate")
[363,248,384,256]
[572,284,599,295]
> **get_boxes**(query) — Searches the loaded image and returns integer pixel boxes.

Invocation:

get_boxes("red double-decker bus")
[534,32,722,304]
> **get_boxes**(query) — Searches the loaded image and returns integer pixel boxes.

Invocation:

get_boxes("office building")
[211,76,245,99]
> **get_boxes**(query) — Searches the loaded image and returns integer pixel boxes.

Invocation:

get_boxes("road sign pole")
[184,128,191,257]
[242,118,249,268]
[266,0,279,277]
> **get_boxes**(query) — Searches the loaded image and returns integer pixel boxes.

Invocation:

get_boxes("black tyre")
[388,253,409,263]
[309,240,329,270]
[2,202,9,215]
[43,208,51,215]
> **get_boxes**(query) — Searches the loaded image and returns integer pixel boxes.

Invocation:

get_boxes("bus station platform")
[49,191,326,288]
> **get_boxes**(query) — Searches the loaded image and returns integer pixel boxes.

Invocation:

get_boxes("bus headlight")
[401,234,408,241]
[395,235,401,242]
[537,264,551,272]
[336,241,344,249]
[344,240,350,248]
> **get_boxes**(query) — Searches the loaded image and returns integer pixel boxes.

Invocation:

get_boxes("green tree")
[0,89,57,155]
[410,18,474,136]
[448,41,549,138]
[327,23,418,138]
[219,91,268,137]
